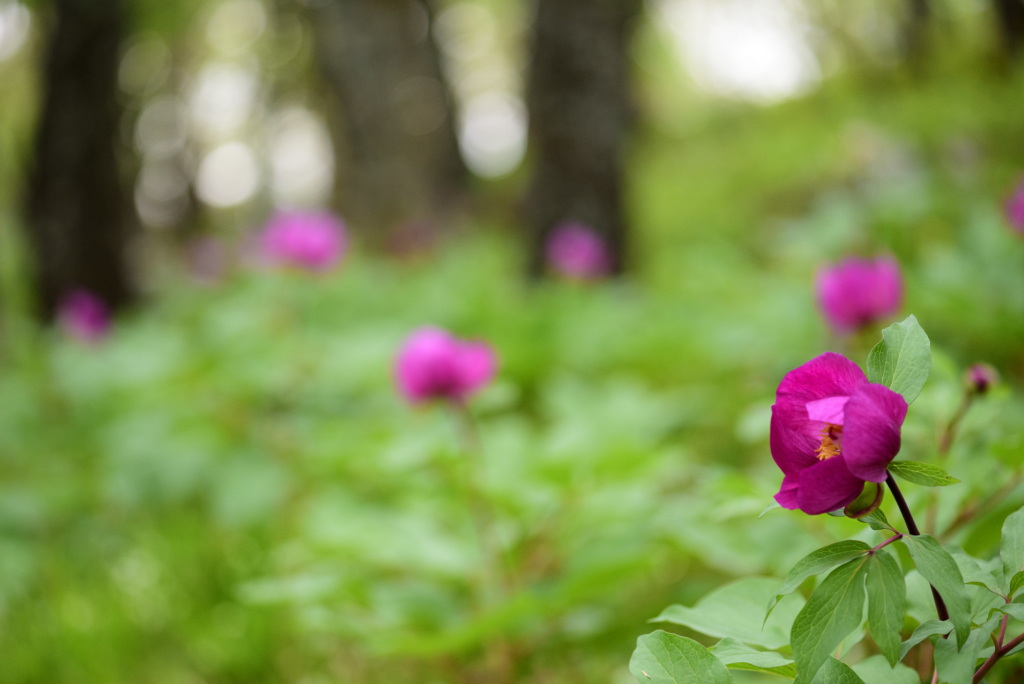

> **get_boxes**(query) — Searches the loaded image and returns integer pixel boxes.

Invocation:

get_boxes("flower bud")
[965,363,999,395]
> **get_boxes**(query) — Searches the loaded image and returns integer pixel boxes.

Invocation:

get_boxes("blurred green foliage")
[1,1,1024,682]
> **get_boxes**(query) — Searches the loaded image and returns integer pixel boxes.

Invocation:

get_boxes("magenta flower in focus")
[545,222,611,280]
[816,256,903,333]
[395,327,497,404]
[260,210,346,272]
[58,290,111,343]
[771,352,908,515]
[1005,178,1024,234]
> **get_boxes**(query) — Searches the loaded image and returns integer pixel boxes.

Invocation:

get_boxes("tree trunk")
[994,0,1024,56]
[525,0,641,277]
[25,0,135,320]
[308,0,466,239]
[902,0,930,67]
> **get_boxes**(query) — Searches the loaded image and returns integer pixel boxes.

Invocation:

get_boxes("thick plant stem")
[886,472,950,622]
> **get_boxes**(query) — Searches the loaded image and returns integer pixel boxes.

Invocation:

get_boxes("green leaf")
[993,603,1024,623]
[933,617,1001,684]
[655,577,804,650]
[952,551,1004,597]
[859,508,896,532]
[1011,571,1024,598]
[866,315,932,404]
[886,461,960,487]
[710,637,796,678]
[760,501,782,518]
[899,619,952,661]
[867,549,907,667]
[630,631,733,684]
[851,655,919,684]
[1001,506,1024,583]
[808,657,866,684]
[902,535,971,648]
[791,555,870,684]
[766,541,871,622]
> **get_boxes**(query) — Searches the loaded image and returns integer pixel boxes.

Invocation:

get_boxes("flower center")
[816,423,843,460]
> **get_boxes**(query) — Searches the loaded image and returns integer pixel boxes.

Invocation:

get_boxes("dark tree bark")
[994,0,1024,56]
[902,0,930,66]
[25,0,135,320]
[525,0,641,277]
[308,0,466,238]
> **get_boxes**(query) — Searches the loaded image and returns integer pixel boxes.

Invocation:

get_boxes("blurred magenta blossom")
[1005,179,1024,234]
[545,222,610,279]
[259,210,346,272]
[58,290,111,343]
[815,256,903,333]
[771,352,907,515]
[966,363,999,395]
[395,327,497,404]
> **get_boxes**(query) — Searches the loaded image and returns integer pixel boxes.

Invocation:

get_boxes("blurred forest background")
[1,0,1024,682]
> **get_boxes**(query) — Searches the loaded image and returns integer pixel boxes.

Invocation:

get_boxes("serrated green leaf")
[760,501,782,518]
[791,555,870,684]
[1011,571,1024,598]
[655,577,804,650]
[899,619,952,661]
[630,631,733,684]
[859,508,895,532]
[933,617,1001,684]
[808,657,866,684]
[1001,506,1024,584]
[887,461,960,487]
[766,541,871,623]
[902,535,971,648]
[851,655,919,684]
[867,549,906,667]
[866,315,932,404]
[711,637,796,678]
[953,551,1004,597]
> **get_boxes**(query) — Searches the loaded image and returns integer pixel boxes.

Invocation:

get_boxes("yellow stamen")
[816,423,843,460]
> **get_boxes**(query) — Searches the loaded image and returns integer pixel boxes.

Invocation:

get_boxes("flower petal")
[775,473,801,510]
[455,341,497,398]
[796,457,866,515]
[770,405,819,477]
[841,384,908,483]
[773,352,867,442]
[806,396,850,425]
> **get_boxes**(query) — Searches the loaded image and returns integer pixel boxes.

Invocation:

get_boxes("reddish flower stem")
[871,533,903,554]
[886,473,950,622]
[973,600,1018,683]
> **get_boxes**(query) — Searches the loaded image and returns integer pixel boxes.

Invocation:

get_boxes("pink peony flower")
[58,290,111,343]
[259,210,346,272]
[394,327,497,404]
[545,222,611,280]
[771,352,908,515]
[815,256,903,334]
[1005,179,1024,235]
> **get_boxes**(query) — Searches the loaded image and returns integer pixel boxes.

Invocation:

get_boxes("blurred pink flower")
[545,223,611,280]
[395,327,497,404]
[58,290,111,343]
[259,210,346,272]
[815,256,903,334]
[1005,179,1024,234]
